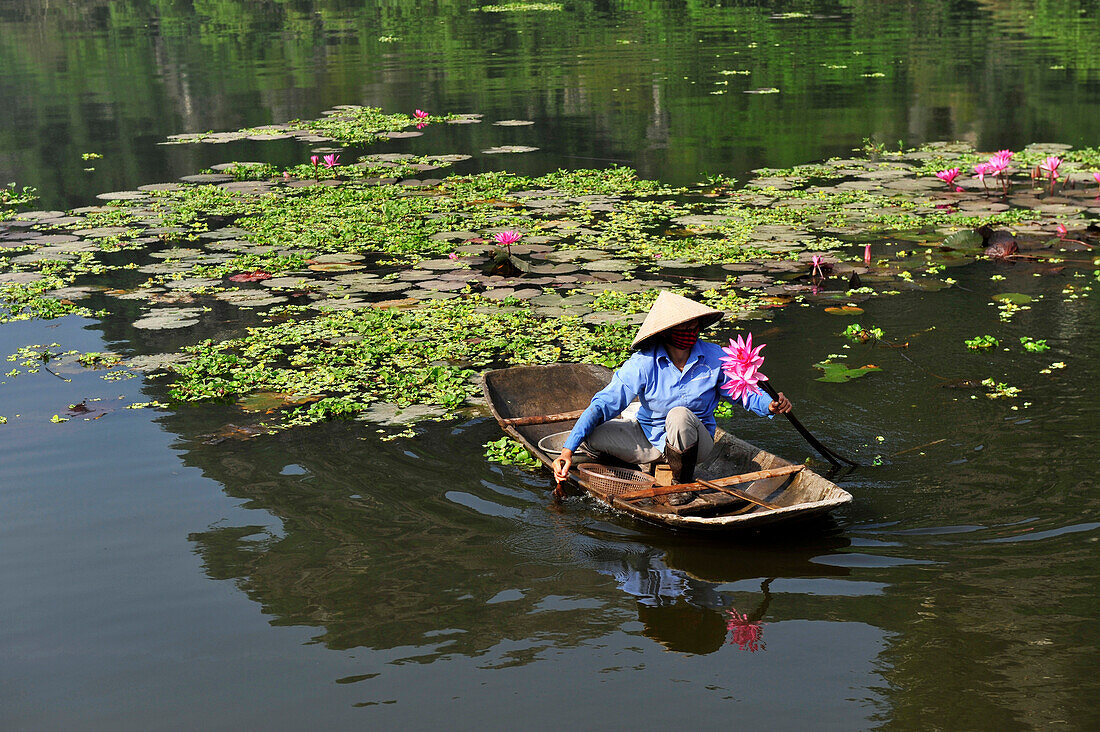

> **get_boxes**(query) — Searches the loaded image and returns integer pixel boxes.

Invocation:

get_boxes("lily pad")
[814,362,882,383]
[824,306,865,315]
[991,292,1033,305]
[942,230,983,249]
[481,146,539,154]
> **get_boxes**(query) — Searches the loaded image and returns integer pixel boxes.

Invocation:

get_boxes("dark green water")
[2,2,1099,729]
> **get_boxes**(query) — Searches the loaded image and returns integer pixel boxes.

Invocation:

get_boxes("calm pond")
[2,2,1099,729]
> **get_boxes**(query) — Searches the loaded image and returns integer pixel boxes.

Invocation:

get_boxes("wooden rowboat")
[483,363,853,532]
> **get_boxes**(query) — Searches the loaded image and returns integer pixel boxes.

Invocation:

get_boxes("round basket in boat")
[577,464,655,497]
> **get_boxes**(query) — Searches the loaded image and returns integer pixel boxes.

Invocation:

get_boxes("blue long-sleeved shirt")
[564,340,773,452]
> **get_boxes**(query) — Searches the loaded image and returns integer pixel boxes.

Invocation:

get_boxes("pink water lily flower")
[722,365,768,407]
[310,155,319,166]
[935,168,961,186]
[1092,171,1100,190]
[863,243,872,265]
[1039,156,1062,178]
[414,109,429,119]
[721,333,765,373]
[991,149,1014,166]
[1056,223,1068,238]
[493,230,522,246]
[448,252,459,260]
[811,254,825,279]
[323,153,340,168]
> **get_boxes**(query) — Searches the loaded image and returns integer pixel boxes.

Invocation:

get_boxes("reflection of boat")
[483,363,853,533]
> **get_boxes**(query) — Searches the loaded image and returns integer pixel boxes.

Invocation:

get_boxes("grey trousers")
[581,406,714,466]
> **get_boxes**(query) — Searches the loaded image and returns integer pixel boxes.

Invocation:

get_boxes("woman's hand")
[552,448,574,482]
[768,392,792,414]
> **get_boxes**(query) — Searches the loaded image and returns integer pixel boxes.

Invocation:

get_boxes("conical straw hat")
[631,291,724,349]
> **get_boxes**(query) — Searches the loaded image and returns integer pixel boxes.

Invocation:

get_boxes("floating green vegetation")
[0,275,100,324]
[166,106,452,146]
[1019,336,1051,353]
[5,115,1098,436]
[1,183,38,208]
[483,436,541,468]
[166,296,636,430]
[964,335,999,350]
[477,3,564,11]
[842,323,884,342]
[981,378,1021,399]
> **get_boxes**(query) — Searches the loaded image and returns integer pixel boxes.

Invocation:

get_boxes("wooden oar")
[614,464,803,501]
[760,382,859,468]
[696,478,781,510]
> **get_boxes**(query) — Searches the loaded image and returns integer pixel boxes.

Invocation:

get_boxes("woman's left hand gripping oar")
[551,448,573,499]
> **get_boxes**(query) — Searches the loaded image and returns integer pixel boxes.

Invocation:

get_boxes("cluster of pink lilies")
[720,333,768,406]
[936,150,1100,196]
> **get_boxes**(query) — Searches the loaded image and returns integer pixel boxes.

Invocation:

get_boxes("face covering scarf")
[663,327,699,350]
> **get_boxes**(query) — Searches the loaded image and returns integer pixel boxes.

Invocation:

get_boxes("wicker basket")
[577,463,656,497]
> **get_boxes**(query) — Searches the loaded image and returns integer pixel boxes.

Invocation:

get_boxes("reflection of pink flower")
[935,168,960,186]
[416,123,427,130]
[323,154,340,168]
[863,243,872,265]
[414,109,429,119]
[727,609,764,652]
[493,230,522,246]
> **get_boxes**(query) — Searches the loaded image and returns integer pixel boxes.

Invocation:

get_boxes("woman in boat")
[551,291,792,503]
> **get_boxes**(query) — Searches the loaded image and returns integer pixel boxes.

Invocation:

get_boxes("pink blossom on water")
[493,230,522,246]
[990,149,1014,166]
[448,252,459,260]
[283,171,290,181]
[310,155,319,166]
[727,609,764,652]
[323,154,340,168]
[1056,223,1068,238]
[1092,172,1100,188]
[1039,156,1062,179]
[973,162,991,183]
[811,254,825,279]
[935,168,961,185]
[863,243,872,265]
[414,109,429,119]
